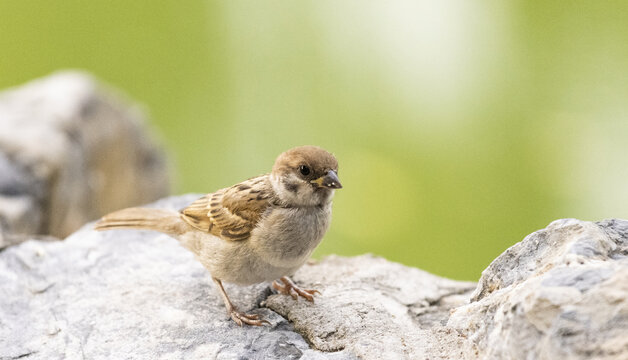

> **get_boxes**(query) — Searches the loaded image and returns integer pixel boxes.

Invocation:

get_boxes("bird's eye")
[298,165,310,176]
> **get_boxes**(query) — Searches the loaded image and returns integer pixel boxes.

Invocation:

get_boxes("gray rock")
[3,193,628,359]
[0,71,169,244]
[448,218,628,360]
[263,255,476,359]
[0,195,474,360]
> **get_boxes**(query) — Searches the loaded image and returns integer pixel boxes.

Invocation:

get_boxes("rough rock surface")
[2,194,628,360]
[0,195,475,360]
[0,71,169,244]
[264,256,475,359]
[449,218,628,360]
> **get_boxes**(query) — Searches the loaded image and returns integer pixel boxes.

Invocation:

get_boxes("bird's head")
[270,145,342,207]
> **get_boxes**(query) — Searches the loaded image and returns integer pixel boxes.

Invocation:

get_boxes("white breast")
[250,204,332,269]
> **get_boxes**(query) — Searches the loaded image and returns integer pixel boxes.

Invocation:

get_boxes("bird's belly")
[220,258,302,285]
[209,245,303,284]
[181,231,301,285]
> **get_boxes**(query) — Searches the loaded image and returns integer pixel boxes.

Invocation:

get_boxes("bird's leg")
[272,276,320,302]
[211,277,269,326]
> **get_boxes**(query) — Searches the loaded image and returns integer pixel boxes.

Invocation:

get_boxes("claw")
[273,276,320,302]
[229,310,269,326]
[212,277,270,326]
[272,280,286,293]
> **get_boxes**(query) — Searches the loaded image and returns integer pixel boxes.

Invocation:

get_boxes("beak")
[312,170,342,189]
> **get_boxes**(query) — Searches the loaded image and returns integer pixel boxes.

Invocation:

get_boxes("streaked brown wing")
[180,175,272,241]
[180,194,214,232]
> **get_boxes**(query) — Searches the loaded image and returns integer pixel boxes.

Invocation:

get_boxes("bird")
[94,145,342,326]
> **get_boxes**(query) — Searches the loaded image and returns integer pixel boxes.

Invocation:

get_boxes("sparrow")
[94,145,342,326]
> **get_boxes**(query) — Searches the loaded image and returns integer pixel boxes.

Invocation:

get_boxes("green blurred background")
[2,1,627,280]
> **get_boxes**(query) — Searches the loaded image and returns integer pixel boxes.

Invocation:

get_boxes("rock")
[0,71,169,244]
[263,256,476,359]
[2,193,628,360]
[0,195,475,360]
[448,218,628,360]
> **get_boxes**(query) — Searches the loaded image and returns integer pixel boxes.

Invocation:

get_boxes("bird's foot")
[229,309,270,326]
[212,277,270,326]
[272,276,320,302]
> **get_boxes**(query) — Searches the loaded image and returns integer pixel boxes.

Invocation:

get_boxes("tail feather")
[94,207,186,237]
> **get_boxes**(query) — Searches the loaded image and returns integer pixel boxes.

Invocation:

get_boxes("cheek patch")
[284,181,299,193]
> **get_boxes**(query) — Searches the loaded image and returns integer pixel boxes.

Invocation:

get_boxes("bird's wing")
[180,175,273,241]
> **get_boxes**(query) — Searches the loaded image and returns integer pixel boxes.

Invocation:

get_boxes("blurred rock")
[0,71,169,244]
[449,218,628,360]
